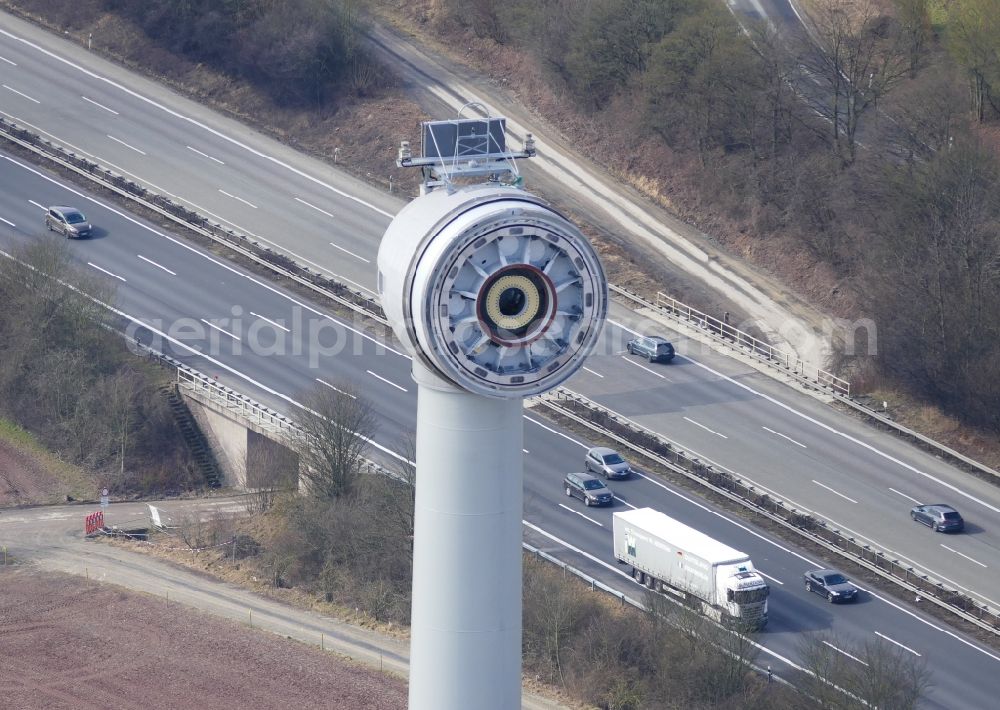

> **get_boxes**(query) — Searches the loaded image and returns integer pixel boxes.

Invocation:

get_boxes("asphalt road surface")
[2,156,1000,707]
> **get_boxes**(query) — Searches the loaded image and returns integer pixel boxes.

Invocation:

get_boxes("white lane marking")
[295,197,334,217]
[249,311,290,333]
[523,449,530,454]
[3,83,39,103]
[81,96,118,114]
[812,480,858,504]
[27,199,46,210]
[2,109,96,163]
[757,570,783,585]
[107,134,146,154]
[634,471,813,562]
[874,631,921,657]
[218,189,257,209]
[13,222,1000,668]
[613,496,637,509]
[827,514,1000,610]
[524,415,588,449]
[200,318,240,341]
[329,241,371,263]
[679,354,1000,515]
[582,366,604,378]
[683,416,728,439]
[87,262,126,281]
[0,252,389,472]
[522,520,821,678]
[941,544,987,568]
[0,55,16,65]
[608,318,641,336]
[620,355,666,379]
[187,146,225,164]
[889,487,922,505]
[0,216,14,227]
[136,254,176,276]
[366,369,408,393]
[5,155,401,357]
[175,195,374,295]
[762,426,806,448]
[0,109,377,296]
[0,28,395,219]
[315,378,357,399]
[614,466,1000,664]
[822,641,869,666]
[558,503,603,527]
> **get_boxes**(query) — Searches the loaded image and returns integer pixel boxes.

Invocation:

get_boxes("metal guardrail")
[539,387,1000,636]
[176,367,300,440]
[5,112,996,484]
[7,93,1000,632]
[523,541,642,610]
[835,395,1000,481]
[614,285,850,396]
[0,116,387,325]
[170,362,393,479]
[612,285,1000,483]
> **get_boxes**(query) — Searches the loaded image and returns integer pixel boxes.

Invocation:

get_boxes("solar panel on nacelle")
[421,117,507,159]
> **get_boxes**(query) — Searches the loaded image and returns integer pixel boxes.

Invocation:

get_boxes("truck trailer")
[613,508,769,628]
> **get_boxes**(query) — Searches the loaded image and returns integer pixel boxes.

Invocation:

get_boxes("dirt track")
[0,567,406,710]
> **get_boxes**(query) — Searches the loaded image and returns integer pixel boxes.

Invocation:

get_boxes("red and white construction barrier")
[84,511,104,535]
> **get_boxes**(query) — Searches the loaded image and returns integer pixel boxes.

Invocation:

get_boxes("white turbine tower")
[378,107,607,710]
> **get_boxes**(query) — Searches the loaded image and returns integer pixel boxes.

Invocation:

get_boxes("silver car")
[585,446,632,479]
[46,205,92,239]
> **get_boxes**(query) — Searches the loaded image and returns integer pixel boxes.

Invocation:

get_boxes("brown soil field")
[0,423,93,507]
[0,567,406,710]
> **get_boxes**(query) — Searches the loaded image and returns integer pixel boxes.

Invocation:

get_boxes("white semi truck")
[613,508,769,629]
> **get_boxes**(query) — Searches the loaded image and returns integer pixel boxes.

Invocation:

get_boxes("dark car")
[910,504,965,533]
[564,472,613,507]
[626,335,674,363]
[804,569,859,603]
[46,206,92,239]
[585,446,632,479]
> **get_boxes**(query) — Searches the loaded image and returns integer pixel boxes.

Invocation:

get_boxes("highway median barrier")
[6,106,1000,638]
[538,387,1000,636]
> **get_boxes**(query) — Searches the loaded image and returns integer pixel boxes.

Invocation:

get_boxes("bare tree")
[368,433,416,552]
[243,441,298,515]
[522,554,598,685]
[893,0,932,75]
[800,0,911,164]
[945,0,1000,122]
[850,635,932,710]
[798,631,932,709]
[797,632,851,708]
[294,382,376,500]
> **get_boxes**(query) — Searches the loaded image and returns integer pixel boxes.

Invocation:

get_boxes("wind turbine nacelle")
[378,185,607,398]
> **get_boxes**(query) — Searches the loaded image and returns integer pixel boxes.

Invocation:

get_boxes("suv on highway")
[626,335,674,363]
[46,206,92,239]
[564,472,613,507]
[910,504,965,533]
[585,446,632,479]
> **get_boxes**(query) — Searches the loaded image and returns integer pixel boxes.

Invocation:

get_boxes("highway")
[2,13,1000,616]
[2,154,1000,707]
